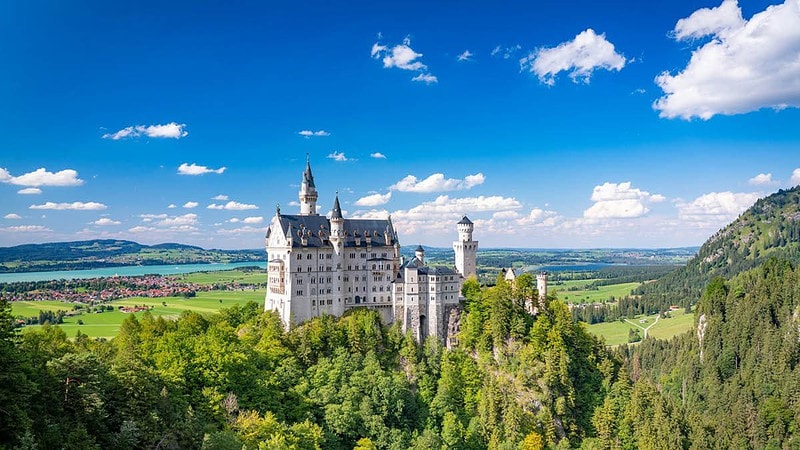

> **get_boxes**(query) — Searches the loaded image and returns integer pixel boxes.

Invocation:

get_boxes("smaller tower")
[415,245,425,265]
[536,272,547,305]
[330,193,345,242]
[299,155,318,216]
[453,216,478,278]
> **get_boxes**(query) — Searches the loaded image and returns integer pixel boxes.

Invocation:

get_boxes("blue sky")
[2,0,800,249]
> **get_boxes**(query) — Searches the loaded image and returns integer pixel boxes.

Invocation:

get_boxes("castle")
[264,159,478,342]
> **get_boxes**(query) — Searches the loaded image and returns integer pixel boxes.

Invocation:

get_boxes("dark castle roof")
[458,215,473,225]
[268,214,398,248]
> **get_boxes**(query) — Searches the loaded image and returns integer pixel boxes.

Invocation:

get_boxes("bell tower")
[453,215,477,278]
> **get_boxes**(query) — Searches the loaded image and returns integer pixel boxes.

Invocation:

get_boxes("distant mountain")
[0,239,263,273]
[639,186,800,307]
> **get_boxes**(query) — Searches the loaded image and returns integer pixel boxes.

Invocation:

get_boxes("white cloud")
[128,226,156,233]
[677,191,760,224]
[298,130,330,137]
[655,0,800,120]
[0,167,83,187]
[217,226,265,234]
[30,201,107,211]
[327,151,349,162]
[673,0,745,41]
[207,201,258,210]
[178,163,226,175]
[140,213,167,222]
[491,44,522,59]
[4,213,22,219]
[520,29,626,86]
[183,201,199,209]
[371,37,437,83]
[212,194,229,200]
[158,213,198,227]
[92,218,121,226]
[355,192,392,206]
[103,122,188,140]
[228,218,240,223]
[748,173,775,185]
[583,182,665,219]
[412,73,438,84]
[370,152,386,159]
[167,204,177,209]
[457,50,473,61]
[17,188,42,195]
[242,216,263,224]
[1,225,51,232]
[791,168,800,186]
[390,172,485,193]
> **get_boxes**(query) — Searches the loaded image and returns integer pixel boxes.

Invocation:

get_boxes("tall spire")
[303,153,315,188]
[299,155,319,215]
[331,191,343,219]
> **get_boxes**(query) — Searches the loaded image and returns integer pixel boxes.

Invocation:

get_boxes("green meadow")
[587,309,695,346]
[554,280,641,304]
[12,290,264,339]
[177,269,266,285]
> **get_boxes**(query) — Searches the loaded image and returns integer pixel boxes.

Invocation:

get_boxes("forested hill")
[638,186,800,308]
[0,239,263,273]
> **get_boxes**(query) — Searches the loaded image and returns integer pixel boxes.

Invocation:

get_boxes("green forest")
[3,188,800,449]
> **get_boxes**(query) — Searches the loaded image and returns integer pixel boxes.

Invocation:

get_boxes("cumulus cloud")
[217,226,265,234]
[167,204,177,209]
[390,172,485,193]
[370,152,386,159]
[355,192,392,206]
[520,29,626,85]
[242,216,263,224]
[583,182,666,219]
[158,213,198,227]
[491,44,522,59]
[207,201,258,210]
[183,201,199,209]
[92,218,121,226]
[0,167,83,187]
[298,130,330,138]
[1,225,51,232]
[17,188,42,195]
[140,213,167,222]
[457,50,473,61]
[103,122,188,140]
[411,73,438,84]
[791,168,800,186]
[4,213,22,219]
[327,151,349,162]
[748,173,775,185]
[371,37,437,83]
[30,201,107,211]
[654,0,800,119]
[676,191,760,224]
[212,194,229,201]
[178,163,226,175]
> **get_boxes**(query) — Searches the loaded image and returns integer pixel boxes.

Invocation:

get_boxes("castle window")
[382,252,387,257]
[361,253,366,258]
[307,267,311,272]
[296,290,303,295]
[296,254,302,260]
[297,267,302,272]
[372,286,376,292]
[307,254,312,259]
[312,300,316,306]
[373,297,376,302]
[326,254,332,259]
[327,299,332,305]
[310,277,315,283]
[371,253,376,258]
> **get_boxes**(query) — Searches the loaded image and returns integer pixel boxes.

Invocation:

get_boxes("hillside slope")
[638,186,800,307]
[0,239,263,273]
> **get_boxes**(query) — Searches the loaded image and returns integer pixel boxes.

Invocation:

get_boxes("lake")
[0,261,267,283]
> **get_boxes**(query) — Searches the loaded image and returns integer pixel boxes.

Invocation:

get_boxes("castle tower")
[299,156,318,216]
[453,215,477,278]
[415,245,425,264]
[330,193,345,246]
[536,272,547,304]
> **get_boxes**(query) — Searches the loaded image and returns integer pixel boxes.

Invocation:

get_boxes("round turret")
[415,245,425,264]
[457,215,473,242]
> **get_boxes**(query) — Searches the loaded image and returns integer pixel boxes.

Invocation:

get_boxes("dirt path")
[624,315,659,339]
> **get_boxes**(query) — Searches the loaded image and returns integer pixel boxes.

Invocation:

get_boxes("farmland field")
[587,309,694,346]
[555,281,640,304]
[12,289,264,338]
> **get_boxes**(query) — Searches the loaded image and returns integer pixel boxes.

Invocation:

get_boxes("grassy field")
[587,309,695,346]
[12,289,264,339]
[555,281,640,304]
[178,269,266,285]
